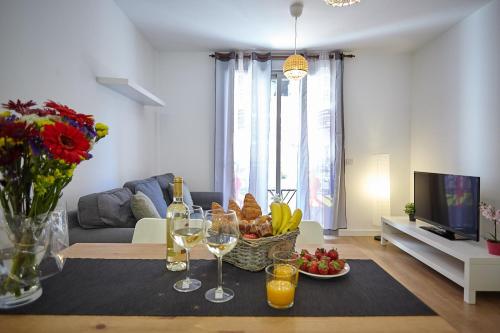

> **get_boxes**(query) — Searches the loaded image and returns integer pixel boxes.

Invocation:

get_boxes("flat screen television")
[414,171,480,241]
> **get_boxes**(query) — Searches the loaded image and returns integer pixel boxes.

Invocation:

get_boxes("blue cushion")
[124,178,167,218]
[153,173,175,204]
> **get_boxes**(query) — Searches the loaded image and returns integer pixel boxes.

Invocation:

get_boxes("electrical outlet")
[345,158,354,166]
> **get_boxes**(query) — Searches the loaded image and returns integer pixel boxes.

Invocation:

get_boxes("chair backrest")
[132,218,166,244]
[296,220,324,245]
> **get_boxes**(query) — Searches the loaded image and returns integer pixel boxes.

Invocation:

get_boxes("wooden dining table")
[0,243,456,333]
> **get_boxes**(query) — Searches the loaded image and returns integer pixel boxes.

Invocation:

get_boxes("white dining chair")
[132,218,166,243]
[296,220,324,245]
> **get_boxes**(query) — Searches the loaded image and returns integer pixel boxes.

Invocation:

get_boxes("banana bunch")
[270,202,303,235]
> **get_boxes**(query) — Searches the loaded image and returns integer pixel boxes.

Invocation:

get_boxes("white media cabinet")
[381,216,500,304]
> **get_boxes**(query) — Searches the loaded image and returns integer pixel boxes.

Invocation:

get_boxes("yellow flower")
[0,137,15,148]
[34,118,54,127]
[0,111,11,117]
[95,123,109,139]
[95,123,108,131]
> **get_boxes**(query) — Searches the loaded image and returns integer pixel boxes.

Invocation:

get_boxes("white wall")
[155,50,412,232]
[0,0,158,210]
[411,0,500,235]
[154,52,215,191]
[343,50,412,234]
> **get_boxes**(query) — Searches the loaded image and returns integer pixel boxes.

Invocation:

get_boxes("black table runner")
[2,259,435,317]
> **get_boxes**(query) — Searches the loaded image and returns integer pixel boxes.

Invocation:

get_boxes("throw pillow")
[125,178,168,218]
[78,188,136,229]
[167,182,194,209]
[131,191,161,220]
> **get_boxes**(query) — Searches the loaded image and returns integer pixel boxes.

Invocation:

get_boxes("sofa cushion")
[153,173,175,204]
[167,182,194,209]
[124,178,167,218]
[78,188,136,229]
[131,191,161,220]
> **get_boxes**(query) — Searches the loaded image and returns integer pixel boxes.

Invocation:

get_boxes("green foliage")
[404,202,415,215]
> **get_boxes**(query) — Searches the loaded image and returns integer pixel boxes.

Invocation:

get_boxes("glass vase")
[0,209,68,309]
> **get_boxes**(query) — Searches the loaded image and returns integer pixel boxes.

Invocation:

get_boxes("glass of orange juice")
[265,263,298,309]
[272,251,300,283]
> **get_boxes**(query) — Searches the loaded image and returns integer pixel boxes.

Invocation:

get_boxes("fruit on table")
[327,248,339,261]
[278,204,292,234]
[318,261,329,275]
[242,233,258,239]
[270,202,282,235]
[297,247,347,275]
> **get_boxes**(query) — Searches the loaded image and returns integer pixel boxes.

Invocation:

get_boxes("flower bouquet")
[479,202,500,255]
[0,99,108,308]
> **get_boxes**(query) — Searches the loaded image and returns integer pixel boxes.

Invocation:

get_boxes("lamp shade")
[283,54,308,80]
[324,0,360,7]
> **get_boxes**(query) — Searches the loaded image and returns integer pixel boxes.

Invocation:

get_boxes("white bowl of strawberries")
[296,248,349,279]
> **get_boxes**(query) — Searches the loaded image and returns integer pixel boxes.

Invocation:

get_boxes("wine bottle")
[166,176,187,271]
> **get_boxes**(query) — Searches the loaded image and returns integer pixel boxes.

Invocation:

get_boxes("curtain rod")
[209,52,355,60]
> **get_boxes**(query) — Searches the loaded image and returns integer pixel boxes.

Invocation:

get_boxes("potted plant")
[0,99,108,308]
[479,202,500,255]
[404,202,416,222]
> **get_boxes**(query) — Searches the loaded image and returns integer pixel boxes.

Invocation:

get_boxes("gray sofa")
[68,173,222,245]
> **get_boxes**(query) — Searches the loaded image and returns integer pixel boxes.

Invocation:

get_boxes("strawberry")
[328,260,341,275]
[337,259,346,270]
[300,249,314,261]
[327,248,339,261]
[318,261,329,275]
[315,248,326,260]
[307,260,319,274]
[296,258,309,271]
[320,255,331,263]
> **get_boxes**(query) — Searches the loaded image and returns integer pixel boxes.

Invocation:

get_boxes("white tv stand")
[381,216,500,304]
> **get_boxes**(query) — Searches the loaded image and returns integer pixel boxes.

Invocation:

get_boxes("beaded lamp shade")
[283,54,308,81]
[324,0,360,7]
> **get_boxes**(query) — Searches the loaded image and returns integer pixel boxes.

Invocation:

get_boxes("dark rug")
[2,259,435,317]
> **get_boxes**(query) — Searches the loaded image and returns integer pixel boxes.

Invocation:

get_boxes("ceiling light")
[283,2,308,81]
[324,0,360,7]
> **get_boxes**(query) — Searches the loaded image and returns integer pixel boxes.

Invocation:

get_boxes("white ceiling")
[115,0,491,52]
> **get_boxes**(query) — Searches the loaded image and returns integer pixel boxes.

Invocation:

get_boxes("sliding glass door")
[268,72,301,210]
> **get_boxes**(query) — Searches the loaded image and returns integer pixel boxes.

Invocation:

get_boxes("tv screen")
[414,172,480,241]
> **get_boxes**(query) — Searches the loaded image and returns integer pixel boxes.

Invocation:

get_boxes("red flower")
[41,122,91,164]
[2,99,54,116]
[44,101,94,127]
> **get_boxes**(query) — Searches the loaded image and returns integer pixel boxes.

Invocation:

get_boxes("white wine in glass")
[203,209,239,303]
[170,205,205,292]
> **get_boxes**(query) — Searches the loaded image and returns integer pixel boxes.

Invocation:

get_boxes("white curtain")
[214,53,236,207]
[297,51,346,230]
[216,52,272,209]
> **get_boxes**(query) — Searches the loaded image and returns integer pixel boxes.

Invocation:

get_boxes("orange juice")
[266,280,295,309]
[274,264,299,284]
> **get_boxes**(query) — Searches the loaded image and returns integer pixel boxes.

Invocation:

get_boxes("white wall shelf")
[96,77,165,107]
[381,216,500,304]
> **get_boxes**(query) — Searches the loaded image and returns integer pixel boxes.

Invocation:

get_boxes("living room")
[0,0,499,332]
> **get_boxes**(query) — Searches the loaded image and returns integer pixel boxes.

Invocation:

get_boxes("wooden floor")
[330,237,500,333]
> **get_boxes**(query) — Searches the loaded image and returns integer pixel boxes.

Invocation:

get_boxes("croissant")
[211,202,224,213]
[228,199,243,220]
[242,193,262,220]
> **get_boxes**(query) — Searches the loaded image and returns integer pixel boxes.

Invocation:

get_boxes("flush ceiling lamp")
[324,0,360,7]
[283,2,308,81]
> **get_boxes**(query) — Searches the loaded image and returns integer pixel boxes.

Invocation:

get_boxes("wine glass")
[203,209,239,303]
[170,205,205,292]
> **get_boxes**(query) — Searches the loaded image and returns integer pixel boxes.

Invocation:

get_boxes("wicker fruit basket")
[223,229,300,272]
